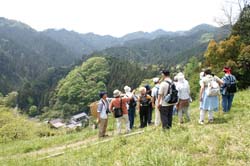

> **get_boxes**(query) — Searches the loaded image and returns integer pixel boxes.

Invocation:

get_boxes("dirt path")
[1,130,144,161]
[0,134,98,160]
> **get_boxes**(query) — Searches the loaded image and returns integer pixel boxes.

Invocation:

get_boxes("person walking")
[157,70,175,129]
[199,69,223,124]
[124,85,137,129]
[175,72,191,124]
[109,89,134,134]
[221,67,237,113]
[151,77,161,126]
[138,87,152,128]
[97,91,110,138]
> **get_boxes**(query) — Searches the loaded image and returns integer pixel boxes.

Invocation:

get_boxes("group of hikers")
[96,67,237,138]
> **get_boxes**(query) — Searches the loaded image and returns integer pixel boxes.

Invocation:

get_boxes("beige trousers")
[99,118,108,137]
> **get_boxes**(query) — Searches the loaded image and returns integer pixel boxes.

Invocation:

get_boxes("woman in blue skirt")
[199,69,223,124]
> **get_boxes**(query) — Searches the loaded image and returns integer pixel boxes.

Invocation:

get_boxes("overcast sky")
[0,0,235,37]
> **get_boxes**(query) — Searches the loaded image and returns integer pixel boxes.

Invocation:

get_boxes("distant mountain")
[187,24,217,34]
[0,17,76,66]
[42,29,121,56]
[120,29,175,41]
[0,16,230,104]
[41,29,176,57]
[94,24,230,66]
[0,17,75,94]
[42,24,225,60]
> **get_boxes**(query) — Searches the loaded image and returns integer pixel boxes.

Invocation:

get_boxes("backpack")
[113,98,123,118]
[225,75,237,93]
[129,96,137,108]
[163,81,178,104]
[139,94,150,107]
[206,78,220,96]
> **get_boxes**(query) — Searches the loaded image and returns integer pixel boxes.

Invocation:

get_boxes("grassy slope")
[1,90,250,166]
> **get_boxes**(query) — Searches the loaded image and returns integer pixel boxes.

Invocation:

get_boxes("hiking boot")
[208,119,214,123]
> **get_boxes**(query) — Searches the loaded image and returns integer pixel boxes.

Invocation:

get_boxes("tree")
[51,57,109,115]
[3,91,18,108]
[214,0,249,28]
[204,36,241,74]
[237,45,250,88]
[184,57,201,99]
[232,4,250,44]
[29,105,38,117]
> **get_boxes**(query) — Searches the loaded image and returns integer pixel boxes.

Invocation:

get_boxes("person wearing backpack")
[97,91,110,138]
[151,77,161,126]
[199,69,223,124]
[109,89,135,134]
[221,67,237,113]
[124,85,137,129]
[157,70,176,129]
[138,87,152,128]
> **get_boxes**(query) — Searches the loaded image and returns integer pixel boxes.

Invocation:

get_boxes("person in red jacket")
[109,89,135,134]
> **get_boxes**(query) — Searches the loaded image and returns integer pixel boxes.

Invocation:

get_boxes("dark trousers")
[128,107,136,129]
[160,105,174,129]
[140,106,149,128]
[148,105,153,124]
[222,94,234,112]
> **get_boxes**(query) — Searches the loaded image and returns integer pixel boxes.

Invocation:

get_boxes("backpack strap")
[120,97,122,110]
[165,80,172,94]
[225,75,235,85]
[101,99,109,114]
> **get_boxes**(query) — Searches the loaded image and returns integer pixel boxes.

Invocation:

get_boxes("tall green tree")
[232,5,250,44]
[51,57,109,117]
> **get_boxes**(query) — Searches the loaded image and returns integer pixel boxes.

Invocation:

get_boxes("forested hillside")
[0,17,76,95]
[49,56,158,117]
[0,18,229,92]
[94,24,230,66]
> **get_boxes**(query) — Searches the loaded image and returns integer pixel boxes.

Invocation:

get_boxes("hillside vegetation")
[0,90,249,165]
[94,24,229,67]
[48,56,157,118]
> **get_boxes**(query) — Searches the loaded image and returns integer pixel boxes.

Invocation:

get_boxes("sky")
[0,0,236,37]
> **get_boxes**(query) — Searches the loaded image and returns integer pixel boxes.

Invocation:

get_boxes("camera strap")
[101,99,109,115]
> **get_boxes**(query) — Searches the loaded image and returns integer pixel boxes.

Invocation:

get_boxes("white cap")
[124,85,131,93]
[152,77,159,83]
[176,72,185,82]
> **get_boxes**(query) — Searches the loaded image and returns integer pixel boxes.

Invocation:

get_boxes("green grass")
[1,90,250,166]
[0,129,97,157]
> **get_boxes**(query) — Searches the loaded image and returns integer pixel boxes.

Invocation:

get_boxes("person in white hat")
[124,85,137,129]
[151,77,161,126]
[175,72,191,124]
